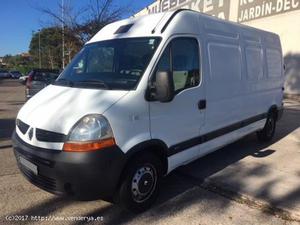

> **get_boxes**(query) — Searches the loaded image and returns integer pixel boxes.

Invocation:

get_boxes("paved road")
[0,79,299,225]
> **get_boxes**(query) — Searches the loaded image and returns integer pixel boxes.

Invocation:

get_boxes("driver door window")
[155,37,200,93]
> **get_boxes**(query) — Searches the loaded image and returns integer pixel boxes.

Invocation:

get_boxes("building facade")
[136,0,300,95]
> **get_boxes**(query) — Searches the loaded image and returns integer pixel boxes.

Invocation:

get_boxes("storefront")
[136,0,300,95]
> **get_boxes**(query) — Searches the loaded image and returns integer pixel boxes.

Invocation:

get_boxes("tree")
[41,0,130,42]
[30,0,131,69]
[79,0,130,42]
[29,27,64,69]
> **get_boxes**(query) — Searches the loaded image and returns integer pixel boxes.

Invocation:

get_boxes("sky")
[0,0,154,57]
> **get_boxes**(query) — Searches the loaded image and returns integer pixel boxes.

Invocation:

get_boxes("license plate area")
[19,156,38,175]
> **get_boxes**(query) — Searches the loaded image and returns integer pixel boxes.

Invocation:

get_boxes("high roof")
[87,12,171,44]
[87,9,279,45]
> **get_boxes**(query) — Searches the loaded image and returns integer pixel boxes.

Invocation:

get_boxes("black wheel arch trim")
[124,139,169,175]
[268,104,283,121]
[268,105,278,114]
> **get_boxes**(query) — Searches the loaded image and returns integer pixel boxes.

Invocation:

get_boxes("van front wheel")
[256,113,276,142]
[117,153,162,213]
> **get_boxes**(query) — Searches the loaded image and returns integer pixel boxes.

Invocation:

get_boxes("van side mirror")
[153,71,174,102]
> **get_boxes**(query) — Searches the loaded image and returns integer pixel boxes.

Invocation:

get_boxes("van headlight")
[63,115,116,152]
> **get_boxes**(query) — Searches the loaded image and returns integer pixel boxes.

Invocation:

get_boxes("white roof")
[87,10,279,47]
[87,12,171,44]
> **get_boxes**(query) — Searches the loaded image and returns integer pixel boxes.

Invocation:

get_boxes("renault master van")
[12,9,284,212]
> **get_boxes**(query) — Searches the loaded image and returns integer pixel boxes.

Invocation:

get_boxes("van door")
[149,37,205,170]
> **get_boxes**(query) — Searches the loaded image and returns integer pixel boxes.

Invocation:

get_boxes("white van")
[12,10,284,212]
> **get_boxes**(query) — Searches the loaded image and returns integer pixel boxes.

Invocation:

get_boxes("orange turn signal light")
[63,138,116,152]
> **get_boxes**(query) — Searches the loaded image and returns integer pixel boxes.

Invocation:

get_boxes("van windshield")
[55,37,161,90]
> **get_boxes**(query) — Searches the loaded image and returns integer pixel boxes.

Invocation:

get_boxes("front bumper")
[12,131,126,201]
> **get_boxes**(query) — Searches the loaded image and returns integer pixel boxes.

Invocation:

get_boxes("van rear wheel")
[117,153,162,213]
[256,113,276,142]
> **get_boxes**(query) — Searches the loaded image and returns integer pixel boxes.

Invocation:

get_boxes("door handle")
[198,100,206,110]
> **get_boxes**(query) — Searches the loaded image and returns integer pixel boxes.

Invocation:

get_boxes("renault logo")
[28,128,33,140]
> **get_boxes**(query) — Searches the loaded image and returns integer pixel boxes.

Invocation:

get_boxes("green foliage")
[30,27,63,69]
[14,65,33,75]
[2,54,34,74]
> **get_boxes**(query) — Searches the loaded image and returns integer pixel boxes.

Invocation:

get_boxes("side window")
[266,48,282,78]
[155,38,200,93]
[245,46,263,80]
[172,38,200,92]
[208,43,241,82]
[156,46,170,72]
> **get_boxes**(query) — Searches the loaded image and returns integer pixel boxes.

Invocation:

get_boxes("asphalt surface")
[0,79,299,225]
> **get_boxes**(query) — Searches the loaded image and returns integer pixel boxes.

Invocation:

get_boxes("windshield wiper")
[74,80,110,89]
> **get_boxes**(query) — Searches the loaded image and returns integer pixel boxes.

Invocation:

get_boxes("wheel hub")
[131,165,157,203]
[138,173,153,194]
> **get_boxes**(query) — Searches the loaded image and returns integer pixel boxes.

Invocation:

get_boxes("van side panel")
[159,12,283,173]
[201,17,283,139]
[167,15,283,171]
[203,19,246,135]
[242,32,284,121]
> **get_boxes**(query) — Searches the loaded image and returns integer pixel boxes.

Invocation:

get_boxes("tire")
[116,153,162,213]
[256,113,276,142]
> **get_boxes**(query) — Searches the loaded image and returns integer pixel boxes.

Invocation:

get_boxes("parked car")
[10,70,22,79]
[0,69,11,78]
[12,10,284,212]
[25,69,60,99]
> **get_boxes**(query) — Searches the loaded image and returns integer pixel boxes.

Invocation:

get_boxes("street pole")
[38,29,41,69]
[62,0,65,69]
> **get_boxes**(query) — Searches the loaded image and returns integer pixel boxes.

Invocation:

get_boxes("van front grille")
[35,128,66,143]
[16,119,29,134]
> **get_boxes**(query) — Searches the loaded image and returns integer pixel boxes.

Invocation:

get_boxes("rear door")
[149,37,205,170]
